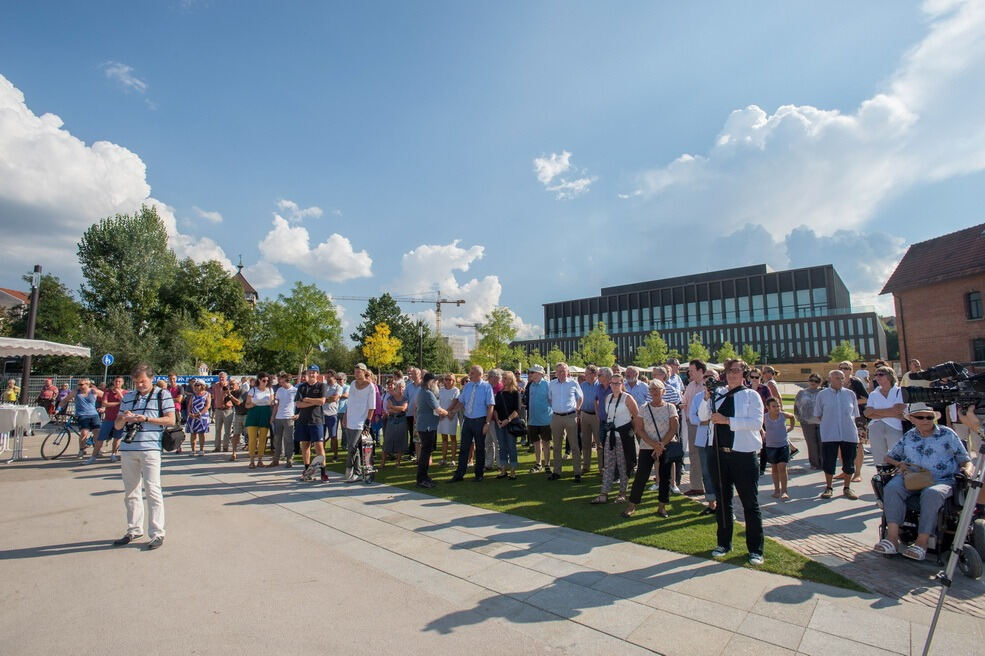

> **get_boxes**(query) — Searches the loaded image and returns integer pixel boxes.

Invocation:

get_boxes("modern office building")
[443,334,470,363]
[512,264,887,364]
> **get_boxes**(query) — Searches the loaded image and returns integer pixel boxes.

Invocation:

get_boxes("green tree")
[713,340,737,364]
[4,273,89,373]
[634,330,670,367]
[180,311,244,370]
[428,335,458,373]
[76,205,178,330]
[740,344,760,365]
[686,333,710,362]
[828,340,860,363]
[157,258,252,329]
[82,305,163,374]
[362,322,402,375]
[474,307,519,369]
[546,345,566,370]
[259,282,342,370]
[503,345,528,372]
[568,349,586,368]
[579,322,617,366]
[351,294,414,364]
[319,342,362,375]
[527,348,547,370]
[881,317,899,361]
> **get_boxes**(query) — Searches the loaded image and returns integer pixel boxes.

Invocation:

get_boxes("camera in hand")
[901,361,985,412]
[704,374,720,395]
[123,421,142,443]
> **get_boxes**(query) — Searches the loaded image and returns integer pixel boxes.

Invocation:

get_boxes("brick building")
[881,223,985,367]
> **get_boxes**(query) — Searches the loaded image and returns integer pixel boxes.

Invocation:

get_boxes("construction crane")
[457,322,483,347]
[332,290,465,335]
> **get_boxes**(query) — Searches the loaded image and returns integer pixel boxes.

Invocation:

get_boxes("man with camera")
[211,372,233,452]
[113,362,175,550]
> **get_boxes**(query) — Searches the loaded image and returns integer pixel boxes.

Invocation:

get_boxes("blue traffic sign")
[101,353,114,366]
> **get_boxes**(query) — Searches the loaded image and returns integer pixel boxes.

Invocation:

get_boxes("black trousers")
[708,448,763,555]
[622,428,637,474]
[629,449,672,504]
[454,417,486,480]
[822,440,857,477]
[416,430,437,483]
[405,415,416,456]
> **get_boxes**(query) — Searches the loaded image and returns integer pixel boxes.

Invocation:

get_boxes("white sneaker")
[649,483,659,491]
[671,485,682,495]
[748,553,764,566]
[84,455,97,465]
[109,454,119,463]
[711,546,731,558]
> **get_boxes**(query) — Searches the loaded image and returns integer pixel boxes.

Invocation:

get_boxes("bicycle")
[41,417,94,460]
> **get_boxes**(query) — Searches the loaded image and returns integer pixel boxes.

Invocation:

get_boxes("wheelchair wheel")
[973,519,985,562]
[957,543,983,580]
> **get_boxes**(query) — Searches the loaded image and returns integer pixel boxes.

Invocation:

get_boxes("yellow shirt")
[3,386,20,402]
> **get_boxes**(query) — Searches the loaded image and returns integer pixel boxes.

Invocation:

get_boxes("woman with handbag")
[590,374,640,505]
[873,402,973,561]
[624,379,680,518]
[494,371,522,479]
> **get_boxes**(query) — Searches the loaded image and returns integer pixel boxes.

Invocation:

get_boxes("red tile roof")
[0,288,29,303]
[233,271,258,296]
[881,223,985,294]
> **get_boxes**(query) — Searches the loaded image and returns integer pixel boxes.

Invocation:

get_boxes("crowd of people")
[34,356,984,560]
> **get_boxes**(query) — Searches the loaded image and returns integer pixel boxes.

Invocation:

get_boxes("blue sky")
[2,1,984,343]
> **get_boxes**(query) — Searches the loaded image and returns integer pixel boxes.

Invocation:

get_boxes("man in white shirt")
[343,364,378,482]
[548,363,584,482]
[269,371,297,467]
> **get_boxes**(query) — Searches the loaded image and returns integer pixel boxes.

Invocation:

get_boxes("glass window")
[712,299,722,321]
[967,292,983,320]
[819,322,826,338]
[973,338,985,361]
[814,287,828,307]
[724,298,736,322]
[738,297,750,322]
[796,289,811,316]
[687,302,696,326]
[781,291,794,312]
[674,304,684,328]
[867,317,874,334]
[764,293,776,320]
[868,338,875,356]
[753,295,765,321]
[857,318,863,335]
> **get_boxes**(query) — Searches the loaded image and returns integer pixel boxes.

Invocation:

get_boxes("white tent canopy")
[0,337,91,359]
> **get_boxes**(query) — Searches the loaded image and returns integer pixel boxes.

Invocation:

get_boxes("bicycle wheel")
[41,427,72,460]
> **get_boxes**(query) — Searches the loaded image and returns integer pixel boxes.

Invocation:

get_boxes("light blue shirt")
[888,425,971,484]
[338,383,350,414]
[624,380,651,407]
[688,394,709,447]
[667,373,685,399]
[579,381,601,413]
[73,390,100,418]
[548,378,583,413]
[814,387,859,443]
[526,379,552,426]
[460,380,495,419]
[405,381,420,417]
[118,389,176,452]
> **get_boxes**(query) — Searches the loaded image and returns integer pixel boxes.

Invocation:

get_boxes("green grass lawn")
[326,442,864,592]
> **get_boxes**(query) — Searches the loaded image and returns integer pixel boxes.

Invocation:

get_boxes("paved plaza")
[1,436,983,656]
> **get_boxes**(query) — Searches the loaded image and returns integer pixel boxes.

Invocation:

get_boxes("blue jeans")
[698,444,719,501]
[496,424,517,468]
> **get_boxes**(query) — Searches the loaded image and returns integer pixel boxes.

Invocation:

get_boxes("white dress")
[437,386,460,434]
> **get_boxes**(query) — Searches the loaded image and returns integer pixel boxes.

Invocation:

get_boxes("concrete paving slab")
[808,599,911,655]
[524,578,655,639]
[626,607,734,656]
[736,611,807,650]
[725,633,798,656]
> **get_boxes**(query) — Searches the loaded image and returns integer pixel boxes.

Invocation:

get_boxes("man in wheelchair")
[872,403,976,561]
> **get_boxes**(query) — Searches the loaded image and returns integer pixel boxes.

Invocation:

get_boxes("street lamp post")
[19,265,41,404]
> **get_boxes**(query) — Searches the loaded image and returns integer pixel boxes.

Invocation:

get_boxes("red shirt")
[103,388,126,421]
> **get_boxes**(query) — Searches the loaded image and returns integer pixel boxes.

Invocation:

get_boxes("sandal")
[700,506,716,515]
[621,509,636,518]
[873,538,898,555]
[589,495,608,504]
[248,462,256,469]
[902,544,926,561]
[615,495,627,503]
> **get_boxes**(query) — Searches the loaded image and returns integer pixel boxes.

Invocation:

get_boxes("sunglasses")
[874,372,887,377]
[911,415,935,421]
[610,381,624,385]
[748,375,761,380]
[839,367,852,371]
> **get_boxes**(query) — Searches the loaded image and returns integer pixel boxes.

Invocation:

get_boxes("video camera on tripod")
[900,361,985,412]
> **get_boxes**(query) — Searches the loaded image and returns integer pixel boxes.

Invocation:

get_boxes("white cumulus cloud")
[242,260,285,290]
[394,240,541,344]
[257,213,372,283]
[192,206,223,223]
[615,0,985,313]
[0,73,230,283]
[533,151,595,199]
[276,198,323,222]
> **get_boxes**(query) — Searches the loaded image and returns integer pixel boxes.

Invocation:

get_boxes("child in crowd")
[764,397,796,500]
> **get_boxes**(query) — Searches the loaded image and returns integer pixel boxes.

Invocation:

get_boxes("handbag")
[507,417,527,437]
[646,403,683,461]
[902,465,934,491]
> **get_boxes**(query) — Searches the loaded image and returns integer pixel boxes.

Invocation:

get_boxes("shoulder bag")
[646,403,683,461]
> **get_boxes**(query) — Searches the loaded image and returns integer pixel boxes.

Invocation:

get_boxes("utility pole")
[19,265,41,404]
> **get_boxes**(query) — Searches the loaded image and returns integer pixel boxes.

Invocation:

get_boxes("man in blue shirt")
[112,363,175,550]
[624,366,651,407]
[579,365,602,473]
[523,365,552,473]
[548,363,584,481]
[446,365,495,482]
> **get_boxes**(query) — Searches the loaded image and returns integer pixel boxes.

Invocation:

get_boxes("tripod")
[922,426,985,656]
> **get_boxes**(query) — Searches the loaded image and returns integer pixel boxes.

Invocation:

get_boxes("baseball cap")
[354,363,369,372]
[528,364,545,374]
[306,364,320,372]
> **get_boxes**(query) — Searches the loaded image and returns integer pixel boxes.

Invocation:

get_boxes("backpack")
[154,389,184,452]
